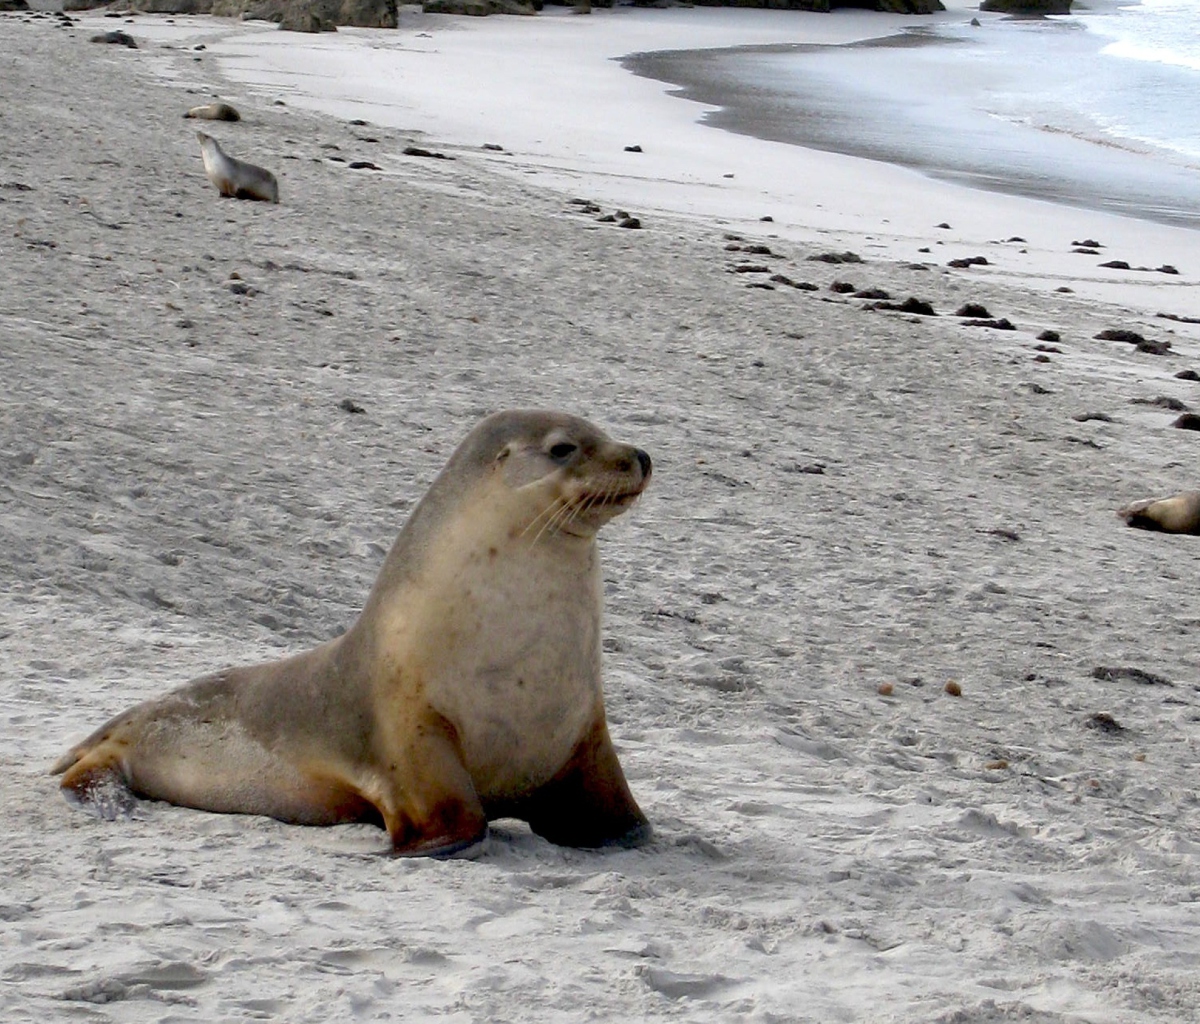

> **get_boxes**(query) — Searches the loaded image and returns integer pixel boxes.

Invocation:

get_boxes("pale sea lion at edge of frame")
[1118,490,1200,535]
[53,410,654,857]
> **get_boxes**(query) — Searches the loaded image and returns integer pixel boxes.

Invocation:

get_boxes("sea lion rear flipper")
[57,750,138,820]
[522,718,651,849]
[383,711,488,857]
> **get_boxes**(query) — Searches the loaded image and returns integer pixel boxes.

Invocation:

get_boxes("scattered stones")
[947,256,989,268]
[1036,329,1060,342]
[90,30,136,47]
[1095,329,1145,344]
[864,297,937,316]
[1091,665,1172,687]
[955,303,991,318]
[1136,339,1172,356]
[402,145,452,160]
[962,318,1016,330]
[1085,712,1124,734]
[807,251,863,265]
[1131,396,1188,411]
[769,274,818,291]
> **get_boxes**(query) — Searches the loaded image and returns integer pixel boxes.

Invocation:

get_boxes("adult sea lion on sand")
[53,411,653,856]
[1118,491,1200,535]
[185,102,241,122]
[195,131,278,203]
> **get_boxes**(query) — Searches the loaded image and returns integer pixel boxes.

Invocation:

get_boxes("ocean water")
[625,2,1200,228]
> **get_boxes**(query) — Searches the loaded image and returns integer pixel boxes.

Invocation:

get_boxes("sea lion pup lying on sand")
[195,131,278,203]
[1118,491,1200,535]
[54,411,653,856]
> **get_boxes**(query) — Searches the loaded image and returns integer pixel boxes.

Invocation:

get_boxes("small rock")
[1172,413,1200,430]
[90,30,137,47]
[955,303,991,318]
[624,144,643,153]
[1099,259,1132,270]
[1036,329,1060,342]
[1085,712,1124,734]
[1095,329,1145,344]
[944,680,962,697]
[339,398,366,414]
[829,281,856,294]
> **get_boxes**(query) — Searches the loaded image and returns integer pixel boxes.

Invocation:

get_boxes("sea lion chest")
[374,517,603,799]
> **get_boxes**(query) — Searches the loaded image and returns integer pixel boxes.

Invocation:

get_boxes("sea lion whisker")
[531,499,577,546]
[521,496,568,539]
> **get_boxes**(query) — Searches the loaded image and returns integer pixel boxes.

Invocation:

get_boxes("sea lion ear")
[494,445,511,464]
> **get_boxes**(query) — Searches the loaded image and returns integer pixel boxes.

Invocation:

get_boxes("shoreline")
[137,4,1200,318]
[623,29,1200,232]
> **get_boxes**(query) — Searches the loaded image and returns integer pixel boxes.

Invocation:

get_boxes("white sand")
[2,6,1199,1023]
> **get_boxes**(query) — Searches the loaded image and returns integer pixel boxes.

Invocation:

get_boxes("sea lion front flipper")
[382,711,489,857]
[521,717,651,849]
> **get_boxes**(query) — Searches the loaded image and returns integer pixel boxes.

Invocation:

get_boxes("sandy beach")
[2,5,1200,1022]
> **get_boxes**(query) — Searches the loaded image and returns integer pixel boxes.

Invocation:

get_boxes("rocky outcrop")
[684,0,944,11]
[422,0,536,13]
[979,0,1070,14]
[210,0,397,29]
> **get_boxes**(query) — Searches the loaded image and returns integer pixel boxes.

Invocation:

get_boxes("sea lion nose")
[635,449,652,477]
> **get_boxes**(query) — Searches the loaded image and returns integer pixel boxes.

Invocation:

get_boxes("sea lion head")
[462,409,652,540]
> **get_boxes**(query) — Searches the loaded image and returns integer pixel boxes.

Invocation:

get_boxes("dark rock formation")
[979,0,1070,14]
[0,0,30,10]
[684,0,943,10]
[210,0,399,28]
[422,0,536,14]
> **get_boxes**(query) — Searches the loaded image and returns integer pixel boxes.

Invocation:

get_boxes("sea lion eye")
[548,442,578,462]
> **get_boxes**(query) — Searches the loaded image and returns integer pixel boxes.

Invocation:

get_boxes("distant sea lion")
[53,411,653,856]
[195,131,278,203]
[1118,491,1200,535]
[185,102,241,122]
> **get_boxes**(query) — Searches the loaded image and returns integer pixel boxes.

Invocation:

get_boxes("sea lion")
[53,411,653,856]
[185,102,241,122]
[1118,491,1200,535]
[195,131,278,203]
